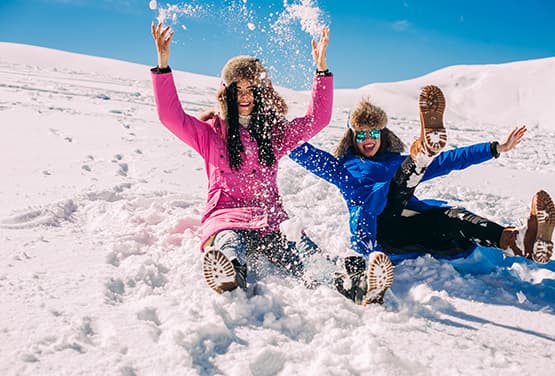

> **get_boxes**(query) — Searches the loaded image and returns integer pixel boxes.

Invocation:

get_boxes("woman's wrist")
[157,56,169,69]
[490,141,501,158]
[316,68,332,76]
[151,65,172,74]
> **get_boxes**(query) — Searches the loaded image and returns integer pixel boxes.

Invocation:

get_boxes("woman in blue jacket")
[290,85,555,305]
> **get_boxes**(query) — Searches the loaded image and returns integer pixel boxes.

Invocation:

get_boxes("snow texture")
[0,42,554,376]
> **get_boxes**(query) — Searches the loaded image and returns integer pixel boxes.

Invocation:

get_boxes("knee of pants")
[210,230,247,264]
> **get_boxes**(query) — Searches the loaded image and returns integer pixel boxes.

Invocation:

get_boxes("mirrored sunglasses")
[355,129,381,142]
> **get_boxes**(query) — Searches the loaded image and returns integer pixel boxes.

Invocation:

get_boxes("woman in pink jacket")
[150,22,333,294]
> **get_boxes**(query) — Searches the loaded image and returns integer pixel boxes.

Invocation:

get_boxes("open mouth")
[239,102,251,108]
[363,143,377,153]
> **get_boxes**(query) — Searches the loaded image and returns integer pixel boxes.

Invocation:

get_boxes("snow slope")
[1,43,554,376]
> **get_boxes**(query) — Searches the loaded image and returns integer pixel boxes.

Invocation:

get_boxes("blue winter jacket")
[289,142,494,261]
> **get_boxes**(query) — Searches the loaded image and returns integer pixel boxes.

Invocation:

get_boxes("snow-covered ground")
[1,42,554,375]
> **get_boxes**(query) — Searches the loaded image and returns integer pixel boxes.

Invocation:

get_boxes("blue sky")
[1,0,554,89]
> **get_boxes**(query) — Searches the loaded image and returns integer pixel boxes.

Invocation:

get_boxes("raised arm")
[422,125,527,181]
[151,21,174,69]
[150,22,213,156]
[289,142,353,191]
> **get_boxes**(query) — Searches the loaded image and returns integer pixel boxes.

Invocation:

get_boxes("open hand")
[498,125,526,153]
[311,27,330,71]
[151,21,174,69]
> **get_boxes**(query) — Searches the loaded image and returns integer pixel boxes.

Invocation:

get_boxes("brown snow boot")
[410,85,447,161]
[499,227,528,258]
[203,248,247,293]
[525,190,555,264]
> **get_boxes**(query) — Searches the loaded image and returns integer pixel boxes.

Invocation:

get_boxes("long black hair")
[225,83,279,170]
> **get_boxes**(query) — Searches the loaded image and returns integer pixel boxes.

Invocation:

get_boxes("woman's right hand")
[151,21,174,69]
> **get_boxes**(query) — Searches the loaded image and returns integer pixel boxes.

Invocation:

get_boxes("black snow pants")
[377,156,505,257]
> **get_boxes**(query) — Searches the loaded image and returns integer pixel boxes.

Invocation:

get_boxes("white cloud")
[392,19,410,31]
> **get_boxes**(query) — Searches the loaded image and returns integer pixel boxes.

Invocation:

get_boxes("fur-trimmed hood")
[349,98,387,130]
[220,55,269,86]
[335,98,405,158]
[348,97,404,153]
[215,55,287,120]
[379,128,405,153]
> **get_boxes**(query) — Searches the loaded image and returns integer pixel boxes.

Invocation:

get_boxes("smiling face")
[353,125,381,158]
[236,79,255,116]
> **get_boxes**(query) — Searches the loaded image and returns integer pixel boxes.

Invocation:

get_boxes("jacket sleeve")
[276,75,333,155]
[151,70,212,157]
[289,142,351,190]
[422,142,494,181]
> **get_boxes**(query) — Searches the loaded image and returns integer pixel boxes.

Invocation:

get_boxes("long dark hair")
[225,83,244,170]
[225,83,278,170]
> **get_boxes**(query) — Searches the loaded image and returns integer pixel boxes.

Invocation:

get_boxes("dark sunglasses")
[355,129,381,142]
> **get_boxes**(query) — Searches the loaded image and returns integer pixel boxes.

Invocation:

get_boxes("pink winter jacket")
[151,71,333,249]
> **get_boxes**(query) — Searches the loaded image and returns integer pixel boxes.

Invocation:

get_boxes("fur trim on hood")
[334,98,405,158]
[349,98,388,130]
[215,55,287,120]
[380,128,405,153]
[220,55,269,86]
[349,98,404,153]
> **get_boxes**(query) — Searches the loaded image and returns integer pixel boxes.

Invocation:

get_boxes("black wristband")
[316,69,332,76]
[490,141,500,158]
[151,66,172,74]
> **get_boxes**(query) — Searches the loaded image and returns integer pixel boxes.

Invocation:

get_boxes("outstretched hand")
[311,26,330,71]
[498,125,526,153]
[151,21,174,69]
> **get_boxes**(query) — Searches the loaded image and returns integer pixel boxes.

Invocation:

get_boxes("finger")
[508,127,520,139]
[161,25,171,39]
[151,21,156,37]
[512,127,526,143]
[322,28,330,48]
[319,27,327,42]
[165,31,175,44]
[156,21,163,36]
[513,127,526,140]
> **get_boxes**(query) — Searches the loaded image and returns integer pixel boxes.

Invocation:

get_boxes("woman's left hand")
[498,125,527,153]
[312,26,330,71]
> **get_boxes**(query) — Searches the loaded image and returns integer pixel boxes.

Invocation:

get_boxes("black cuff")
[316,69,332,76]
[490,141,500,158]
[151,66,172,74]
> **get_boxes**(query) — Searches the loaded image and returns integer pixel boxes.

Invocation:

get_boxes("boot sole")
[364,252,394,305]
[532,190,555,264]
[202,249,238,293]
[419,85,447,155]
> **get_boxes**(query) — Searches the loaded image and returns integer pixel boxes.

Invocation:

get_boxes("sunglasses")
[355,129,381,142]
